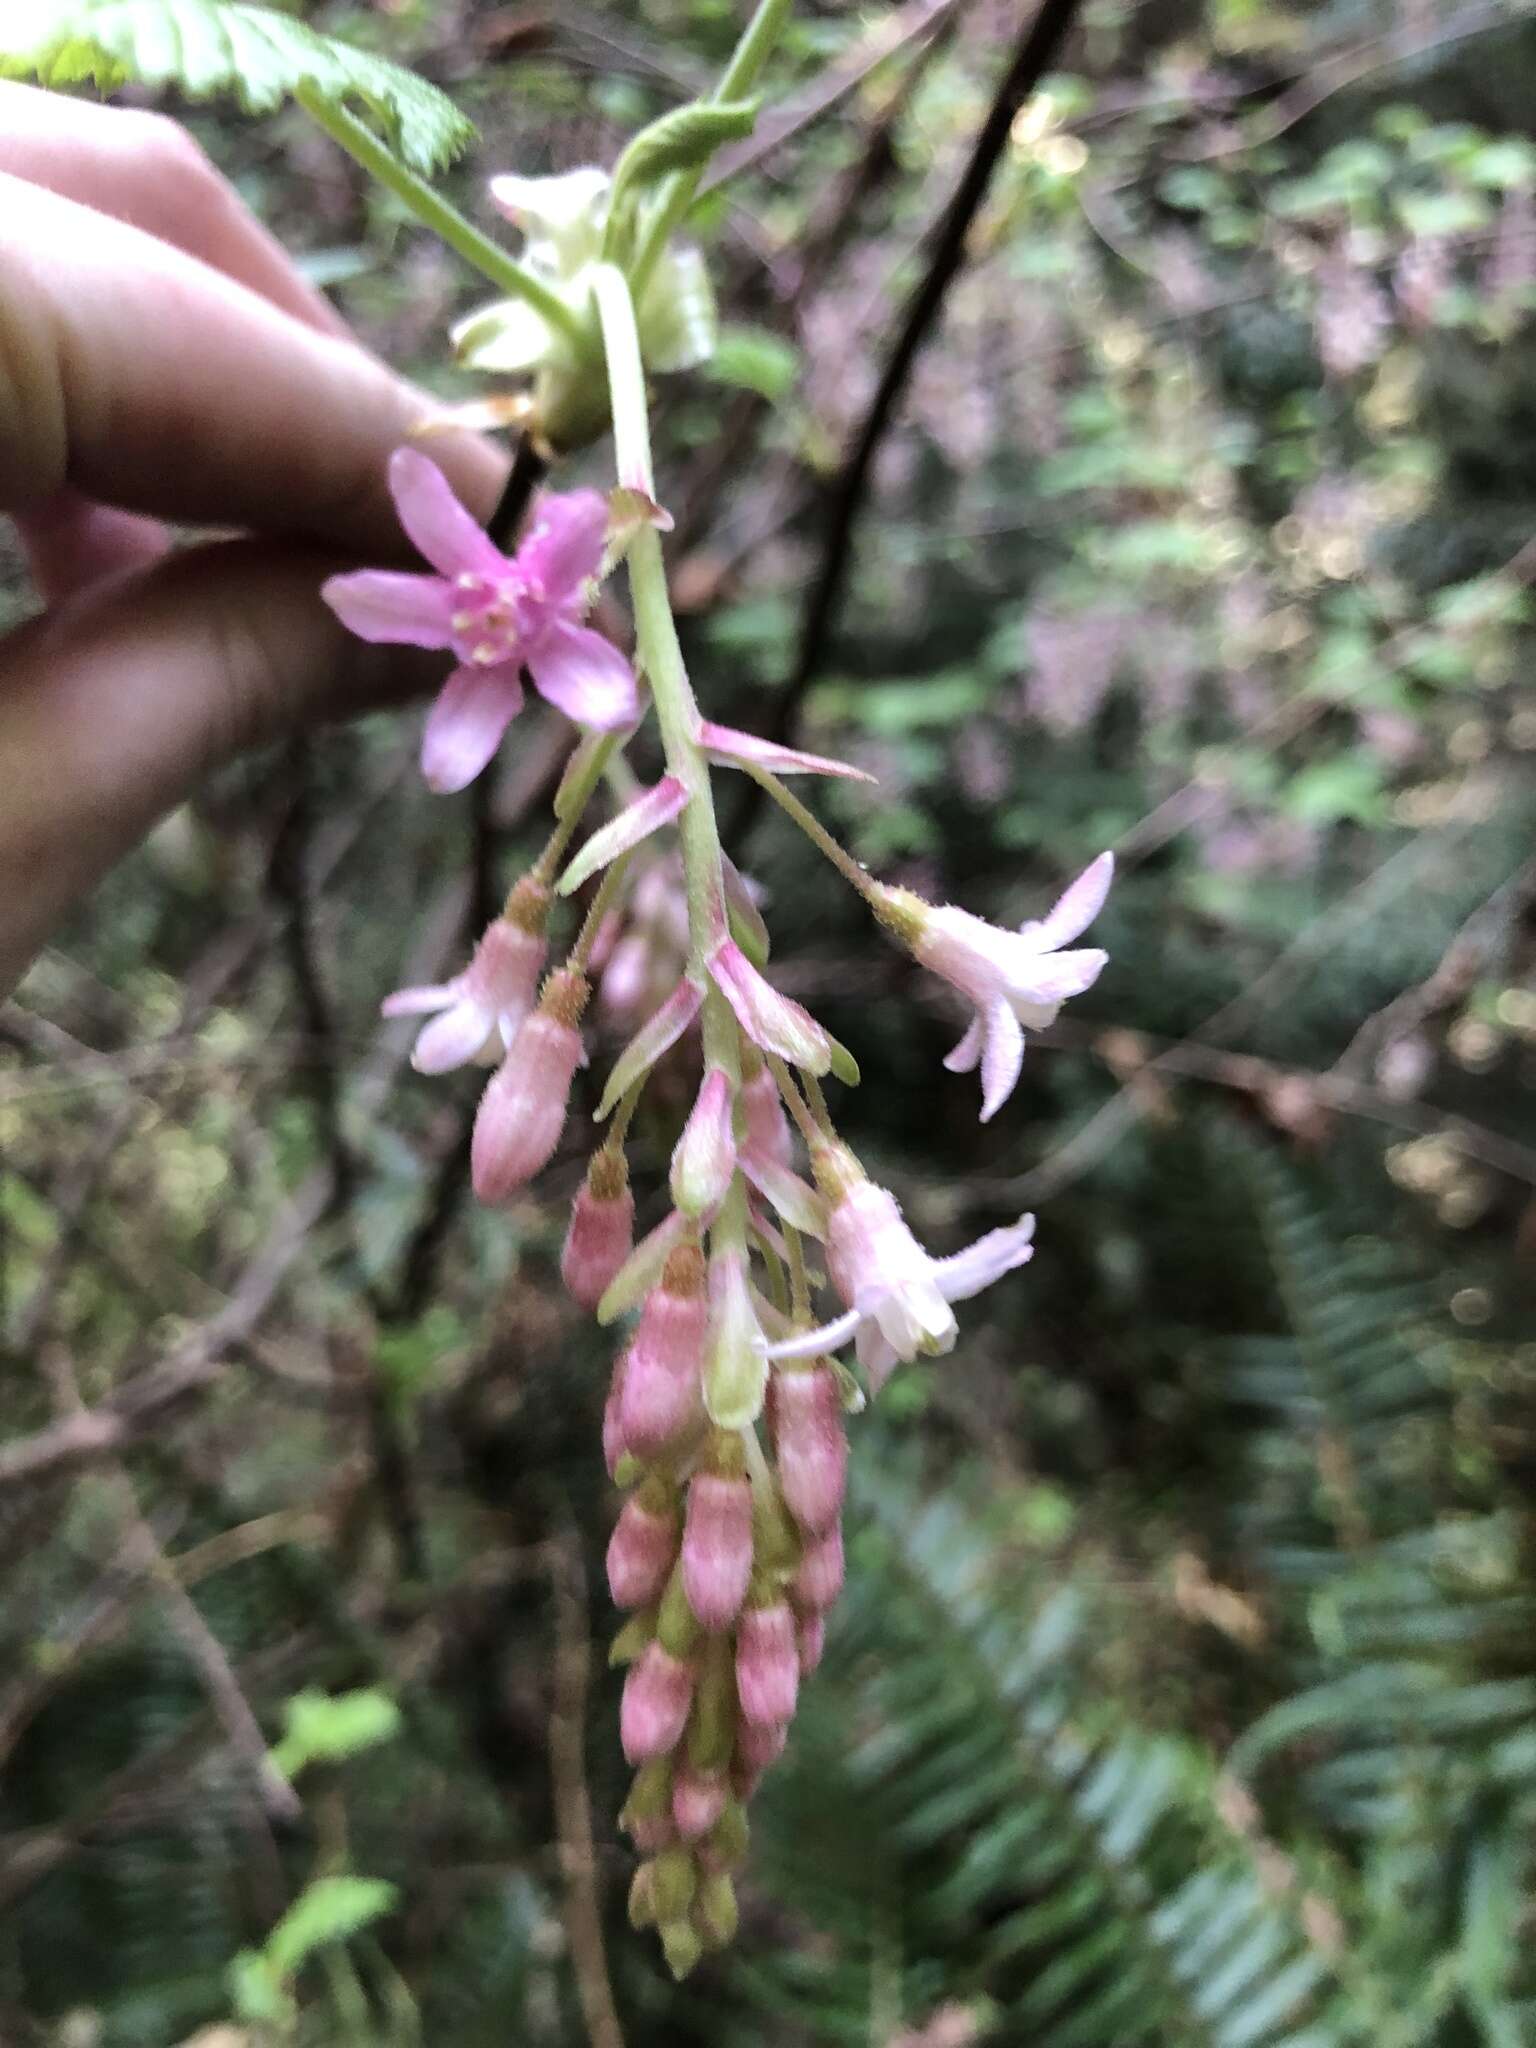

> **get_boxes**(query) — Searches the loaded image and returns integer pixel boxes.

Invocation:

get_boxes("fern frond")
[736,1467,1343,2048]
[0,0,474,172]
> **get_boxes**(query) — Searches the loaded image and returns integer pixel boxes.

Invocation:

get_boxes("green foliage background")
[3,1,1536,2043]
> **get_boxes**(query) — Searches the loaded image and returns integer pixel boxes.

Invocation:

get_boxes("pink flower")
[382,885,549,1073]
[735,1603,799,1727]
[562,1152,636,1311]
[793,1522,844,1614]
[672,1765,728,1841]
[322,449,638,793]
[470,967,587,1203]
[797,1614,826,1675]
[880,853,1112,1123]
[680,1472,754,1631]
[618,1244,707,1458]
[621,1644,694,1763]
[670,1067,736,1218]
[769,1366,846,1534]
[606,1486,680,1609]
[764,1162,1036,1391]
[741,1056,793,1175]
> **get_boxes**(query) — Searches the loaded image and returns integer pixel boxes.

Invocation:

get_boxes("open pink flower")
[885,853,1112,1123]
[381,912,547,1074]
[763,1166,1036,1391]
[322,448,638,793]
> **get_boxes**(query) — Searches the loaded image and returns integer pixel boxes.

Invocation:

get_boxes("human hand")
[0,82,504,997]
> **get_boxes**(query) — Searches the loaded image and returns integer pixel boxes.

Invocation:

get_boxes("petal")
[739,1153,828,1239]
[527,620,639,731]
[520,491,610,599]
[420,663,525,794]
[451,296,561,375]
[942,1012,985,1074]
[979,998,1025,1124]
[557,777,689,896]
[856,1320,902,1394]
[1004,947,1108,1008]
[699,720,876,784]
[933,1214,1036,1303]
[1023,850,1114,950]
[322,570,456,649]
[710,940,832,1077]
[595,977,705,1119]
[412,999,499,1075]
[381,981,456,1018]
[388,446,504,581]
[760,1307,865,1362]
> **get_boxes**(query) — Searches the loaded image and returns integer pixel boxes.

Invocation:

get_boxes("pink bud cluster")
[605,1278,848,1976]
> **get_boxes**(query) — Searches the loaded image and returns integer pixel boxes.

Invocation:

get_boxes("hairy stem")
[630,0,795,297]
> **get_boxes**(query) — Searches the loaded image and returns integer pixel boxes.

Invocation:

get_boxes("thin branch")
[736,0,1086,829]
[547,1526,625,2048]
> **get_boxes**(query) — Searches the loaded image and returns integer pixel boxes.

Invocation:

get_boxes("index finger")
[0,175,504,557]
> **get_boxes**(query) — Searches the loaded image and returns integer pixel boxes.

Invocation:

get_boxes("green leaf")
[706,324,801,401]
[0,0,474,173]
[263,1875,398,1980]
[268,1686,403,1781]
[610,96,760,206]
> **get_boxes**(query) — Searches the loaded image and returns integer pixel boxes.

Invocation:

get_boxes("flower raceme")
[322,448,638,792]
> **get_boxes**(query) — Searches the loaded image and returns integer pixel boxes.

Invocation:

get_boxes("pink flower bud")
[681,1473,754,1631]
[621,1644,694,1763]
[672,1765,727,1841]
[562,1152,635,1310]
[770,1366,847,1533]
[670,1066,737,1217]
[471,969,588,1203]
[618,1245,707,1458]
[792,1522,844,1614]
[735,1602,799,1727]
[741,1058,793,1174]
[735,1716,787,1776]
[797,1614,826,1675]
[607,1487,680,1609]
[604,1355,629,1477]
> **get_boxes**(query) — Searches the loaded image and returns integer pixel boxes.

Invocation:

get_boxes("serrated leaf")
[0,0,475,173]
[611,97,761,206]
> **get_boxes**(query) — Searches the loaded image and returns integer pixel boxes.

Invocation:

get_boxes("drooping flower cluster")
[325,161,1114,1976]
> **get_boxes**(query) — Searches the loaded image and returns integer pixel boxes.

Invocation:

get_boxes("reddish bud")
[681,1472,754,1631]
[735,1602,799,1727]
[607,1486,680,1609]
[562,1151,635,1310]
[470,969,588,1202]
[792,1521,844,1614]
[797,1613,826,1675]
[618,1245,706,1458]
[621,1643,694,1763]
[672,1765,728,1841]
[770,1366,847,1533]
[734,1716,787,1777]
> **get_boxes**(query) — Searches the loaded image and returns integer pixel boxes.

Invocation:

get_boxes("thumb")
[0,537,442,997]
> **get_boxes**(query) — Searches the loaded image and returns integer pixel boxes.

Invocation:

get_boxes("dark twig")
[733,0,1085,836]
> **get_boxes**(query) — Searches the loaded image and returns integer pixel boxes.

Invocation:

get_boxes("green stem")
[594,265,739,1079]
[630,0,794,298]
[535,733,622,885]
[295,89,590,353]
[746,765,878,903]
[571,851,636,972]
